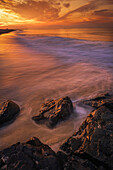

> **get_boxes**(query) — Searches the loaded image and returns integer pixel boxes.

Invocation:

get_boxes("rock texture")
[82,93,113,109]
[0,100,20,127]
[0,137,61,170]
[1,94,113,169]
[59,94,113,169]
[32,96,73,128]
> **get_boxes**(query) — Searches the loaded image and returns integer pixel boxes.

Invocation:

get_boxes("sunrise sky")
[0,0,113,28]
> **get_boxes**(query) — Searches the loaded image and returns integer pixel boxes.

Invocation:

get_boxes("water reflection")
[0,29,113,151]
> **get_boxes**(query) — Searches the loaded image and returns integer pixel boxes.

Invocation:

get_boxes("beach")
[0,28,113,169]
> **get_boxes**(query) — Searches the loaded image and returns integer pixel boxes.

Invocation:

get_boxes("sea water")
[0,28,113,151]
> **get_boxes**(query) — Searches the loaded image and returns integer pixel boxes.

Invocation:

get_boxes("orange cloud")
[0,8,43,26]
[0,0,113,27]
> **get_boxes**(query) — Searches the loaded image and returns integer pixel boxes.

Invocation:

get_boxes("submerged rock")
[0,137,61,170]
[59,96,113,169]
[32,96,73,128]
[0,100,20,127]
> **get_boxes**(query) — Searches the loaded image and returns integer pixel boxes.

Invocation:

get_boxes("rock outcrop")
[0,29,15,35]
[59,94,113,169]
[0,100,20,127]
[32,96,73,128]
[0,137,61,170]
[1,94,113,169]
[82,93,113,109]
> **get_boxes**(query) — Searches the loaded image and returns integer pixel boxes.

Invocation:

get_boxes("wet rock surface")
[32,96,73,128]
[1,94,113,169]
[0,100,20,127]
[60,94,113,169]
[82,93,113,109]
[0,137,62,170]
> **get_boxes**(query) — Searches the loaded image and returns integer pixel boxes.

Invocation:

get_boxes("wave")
[15,34,113,70]
[0,30,113,151]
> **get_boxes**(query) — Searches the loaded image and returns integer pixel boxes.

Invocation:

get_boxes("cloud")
[57,1,97,21]
[0,0,5,3]
[75,2,96,12]
[94,9,113,17]
[0,0,113,27]
[57,0,113,21]
[63,3,70,8]
[0,8,42,26]
[0,0,61,21]
[97,0,113,5]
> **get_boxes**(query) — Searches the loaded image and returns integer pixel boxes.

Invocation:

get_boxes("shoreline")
[0,29,16,35]
[0,94,113,169]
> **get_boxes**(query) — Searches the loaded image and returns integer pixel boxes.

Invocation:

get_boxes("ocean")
[0,28,113,151]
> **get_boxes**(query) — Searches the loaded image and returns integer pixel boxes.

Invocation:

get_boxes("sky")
[0,0,113,28]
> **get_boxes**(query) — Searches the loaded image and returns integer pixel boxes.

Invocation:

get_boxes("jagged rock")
[0,137,62,170]
[82,93,113,108]
[57,151,105,170]
[32,96,73,128]
[0,100,20,127]
[60,97,113,169]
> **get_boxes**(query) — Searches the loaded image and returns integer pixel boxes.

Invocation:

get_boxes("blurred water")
[0,28,113,151]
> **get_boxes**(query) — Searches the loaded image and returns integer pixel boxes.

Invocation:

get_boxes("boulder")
[59,97,113,169]
[82,93,113,108]
[32,96,73,128]
[0,100,20,127]
[0,137,62,170]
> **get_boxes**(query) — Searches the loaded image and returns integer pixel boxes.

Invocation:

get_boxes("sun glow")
[0,8,43,26]
[0,0,113,28]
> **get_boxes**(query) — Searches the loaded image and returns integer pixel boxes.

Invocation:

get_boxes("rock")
[0,137,62,170]
[59,97,113,169]
[57,151,103,170]
[0,100,20,127]
[82,93,113,108]
[32,96,73,128]
[0,29,15,35]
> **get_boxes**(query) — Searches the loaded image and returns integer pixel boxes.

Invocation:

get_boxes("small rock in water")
[0,100,20,127]
[32,96,73,128]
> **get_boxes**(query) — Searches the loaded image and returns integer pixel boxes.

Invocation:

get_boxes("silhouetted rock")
[0,29,15,35]
[0,137,61,170]
[59,95,113,169]
[32,96,73,128]
[0,100,20,127]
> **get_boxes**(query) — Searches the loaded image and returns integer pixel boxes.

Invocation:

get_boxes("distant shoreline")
[0,29,16,35]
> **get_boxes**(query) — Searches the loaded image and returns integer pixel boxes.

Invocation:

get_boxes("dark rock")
[0,29,15,35]
[0,100,20,127]
[32,96,73,128]
[1,95,113,169]
[0,137,62,170]
[59,97,113,169]
[82,93,113,109]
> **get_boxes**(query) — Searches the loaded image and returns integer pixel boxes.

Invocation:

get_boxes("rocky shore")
[0,29,15,35]
[0,94,113,169]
